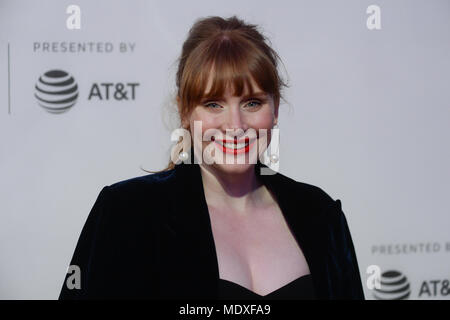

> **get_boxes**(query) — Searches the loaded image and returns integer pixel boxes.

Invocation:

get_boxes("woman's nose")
[224,108,246,132]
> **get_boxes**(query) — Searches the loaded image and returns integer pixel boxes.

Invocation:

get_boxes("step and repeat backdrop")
[0,0,449,299]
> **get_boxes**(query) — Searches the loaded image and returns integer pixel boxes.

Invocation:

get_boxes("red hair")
[147,15,289,173]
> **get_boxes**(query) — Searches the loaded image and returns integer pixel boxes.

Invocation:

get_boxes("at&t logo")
[35,69,79,114]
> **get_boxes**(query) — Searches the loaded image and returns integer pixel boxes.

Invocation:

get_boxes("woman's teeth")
[218,141,249,149]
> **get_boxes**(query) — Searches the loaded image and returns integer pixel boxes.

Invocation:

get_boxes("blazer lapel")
[155,160,219,299]
[256,164,331,299]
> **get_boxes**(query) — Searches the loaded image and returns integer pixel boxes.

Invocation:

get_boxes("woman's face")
[186,76,278,175]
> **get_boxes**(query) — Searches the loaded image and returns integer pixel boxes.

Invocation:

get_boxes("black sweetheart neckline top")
[218,274,316,300]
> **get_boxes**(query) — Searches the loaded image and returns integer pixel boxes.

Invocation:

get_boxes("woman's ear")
[181,119,189,129]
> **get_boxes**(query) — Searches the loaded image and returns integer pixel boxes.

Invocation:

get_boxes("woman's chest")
[207,203,311,296]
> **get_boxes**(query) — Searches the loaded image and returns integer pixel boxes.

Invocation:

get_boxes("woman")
[59,15,365,300]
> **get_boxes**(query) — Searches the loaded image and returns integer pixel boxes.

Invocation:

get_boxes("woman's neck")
[198,163,274,215]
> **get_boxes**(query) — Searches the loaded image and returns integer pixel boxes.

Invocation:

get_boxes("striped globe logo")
[373,270,411,300]
[35,70,78,114]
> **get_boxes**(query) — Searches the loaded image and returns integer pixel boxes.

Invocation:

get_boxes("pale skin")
[178,75,311,296]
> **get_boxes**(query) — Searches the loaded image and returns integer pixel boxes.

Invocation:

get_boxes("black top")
[218,274,316,300]
[58,159,365,299]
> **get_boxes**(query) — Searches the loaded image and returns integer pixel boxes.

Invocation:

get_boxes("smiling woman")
[59,15,365,300]
[147,15,290,172]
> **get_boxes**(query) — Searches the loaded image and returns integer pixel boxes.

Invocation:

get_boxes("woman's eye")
[246,100,262,108]
[204,102,221,109]
[203,100,262,109]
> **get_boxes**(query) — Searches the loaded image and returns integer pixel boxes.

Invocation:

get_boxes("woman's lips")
[214,138,256,155]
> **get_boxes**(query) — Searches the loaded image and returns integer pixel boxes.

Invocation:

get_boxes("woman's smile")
[213,137,256,155]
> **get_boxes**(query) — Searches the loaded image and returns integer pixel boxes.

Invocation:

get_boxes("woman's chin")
[212,162,254,174]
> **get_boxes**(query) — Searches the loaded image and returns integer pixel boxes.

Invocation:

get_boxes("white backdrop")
[1,0,449,299]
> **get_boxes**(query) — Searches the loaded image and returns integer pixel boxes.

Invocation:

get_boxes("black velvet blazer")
[58,160,365,300]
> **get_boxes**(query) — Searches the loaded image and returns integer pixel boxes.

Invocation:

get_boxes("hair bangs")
[182,34,279,114]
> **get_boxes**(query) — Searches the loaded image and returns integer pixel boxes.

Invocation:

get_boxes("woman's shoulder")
[104,167,178,199]
[87,168,179,225]
[297,180,347,232]
[271,169,344,224]
[269,169,337,204]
